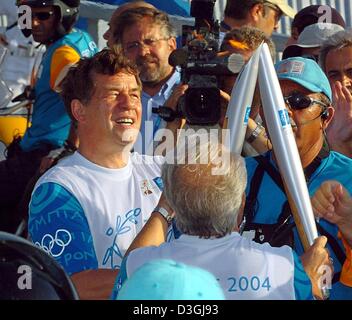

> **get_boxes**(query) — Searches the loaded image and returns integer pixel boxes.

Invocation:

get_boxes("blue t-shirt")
[245,151,352,300]
[29,182,98,275]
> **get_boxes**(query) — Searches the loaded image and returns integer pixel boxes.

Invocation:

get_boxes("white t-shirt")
[33,151,164,268]
[125,233,298,300]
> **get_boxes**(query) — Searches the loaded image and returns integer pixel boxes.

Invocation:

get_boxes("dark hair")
[59,48,142,121]
[225,0,264,20]
[112,6,176,45]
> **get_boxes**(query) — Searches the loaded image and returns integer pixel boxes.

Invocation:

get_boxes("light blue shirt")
[134,68,181,155]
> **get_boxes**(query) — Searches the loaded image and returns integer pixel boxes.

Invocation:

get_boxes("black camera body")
[155,0,234,125]
[179,0,221,125]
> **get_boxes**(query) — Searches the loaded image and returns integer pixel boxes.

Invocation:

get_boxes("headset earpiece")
[321,109,329,120]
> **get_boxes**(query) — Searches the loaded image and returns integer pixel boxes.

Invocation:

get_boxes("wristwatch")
[153,206,173,225]
[246,123,264,144]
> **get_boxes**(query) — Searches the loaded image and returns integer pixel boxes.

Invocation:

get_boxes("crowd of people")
[0,0,352,300]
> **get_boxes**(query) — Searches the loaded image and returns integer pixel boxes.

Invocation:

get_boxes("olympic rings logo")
[35,229,72,258]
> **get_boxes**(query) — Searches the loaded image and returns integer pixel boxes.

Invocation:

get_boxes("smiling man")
[28,49,165,299]
[242,57,352,299]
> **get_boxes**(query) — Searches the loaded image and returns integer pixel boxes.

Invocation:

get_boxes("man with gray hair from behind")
[319,29,352,159]
[111,137,331,300]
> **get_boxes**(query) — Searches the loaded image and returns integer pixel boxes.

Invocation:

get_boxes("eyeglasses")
[19,10,55,21]
[123,37,170,53]
[283,92,328,110]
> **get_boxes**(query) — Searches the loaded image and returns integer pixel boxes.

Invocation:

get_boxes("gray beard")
[139,68,162,84]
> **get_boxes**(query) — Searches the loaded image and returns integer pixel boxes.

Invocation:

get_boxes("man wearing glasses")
[220,0,296,37]
[242,57,352,299]
[0,0,97,233]
[112,7,181,155]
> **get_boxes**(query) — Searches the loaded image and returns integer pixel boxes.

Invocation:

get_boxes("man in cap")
[282,22,344,61]
[220,0,296,37]
[286,4,346,46]
[243,57,352,299]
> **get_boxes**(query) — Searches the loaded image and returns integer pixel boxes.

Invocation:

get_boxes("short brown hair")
[112,7,176,46]
[59,48,142,121]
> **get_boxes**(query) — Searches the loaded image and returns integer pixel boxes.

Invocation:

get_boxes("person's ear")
[167,37,177,52]
[71,99,87,123]
[249,3,265,23]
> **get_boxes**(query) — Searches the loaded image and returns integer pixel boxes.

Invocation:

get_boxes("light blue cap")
[275,57,332,101]
[116,259,225,300]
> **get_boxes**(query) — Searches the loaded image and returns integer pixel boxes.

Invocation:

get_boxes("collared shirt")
[134,68,181,155]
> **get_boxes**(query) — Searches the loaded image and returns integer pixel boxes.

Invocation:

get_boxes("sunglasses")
[19,10,55,21]
[283,92,328,110]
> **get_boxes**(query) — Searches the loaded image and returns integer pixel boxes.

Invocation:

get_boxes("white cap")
[266,0,296,18]
[283,23,345,59]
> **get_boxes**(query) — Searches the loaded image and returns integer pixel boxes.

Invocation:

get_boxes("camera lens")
[184,88,220,125]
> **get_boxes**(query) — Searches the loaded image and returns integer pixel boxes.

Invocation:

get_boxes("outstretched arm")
[124,194,174,257]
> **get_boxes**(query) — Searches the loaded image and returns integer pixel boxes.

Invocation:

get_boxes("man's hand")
[326,81,352,157]
[164,83,188,111]
[311,180,352,246]
[300,236,333,300]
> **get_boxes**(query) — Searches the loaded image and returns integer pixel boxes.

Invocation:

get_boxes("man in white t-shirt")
[111,141,332,300]
[28,48,167,299]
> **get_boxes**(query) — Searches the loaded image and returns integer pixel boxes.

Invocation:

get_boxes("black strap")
[243,161,265,223]
[246,150,346,282]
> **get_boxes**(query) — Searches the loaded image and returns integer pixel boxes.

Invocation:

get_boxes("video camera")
[153,0,235,125]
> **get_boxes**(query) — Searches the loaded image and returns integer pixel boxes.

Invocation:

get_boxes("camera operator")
[112,7,181,155]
